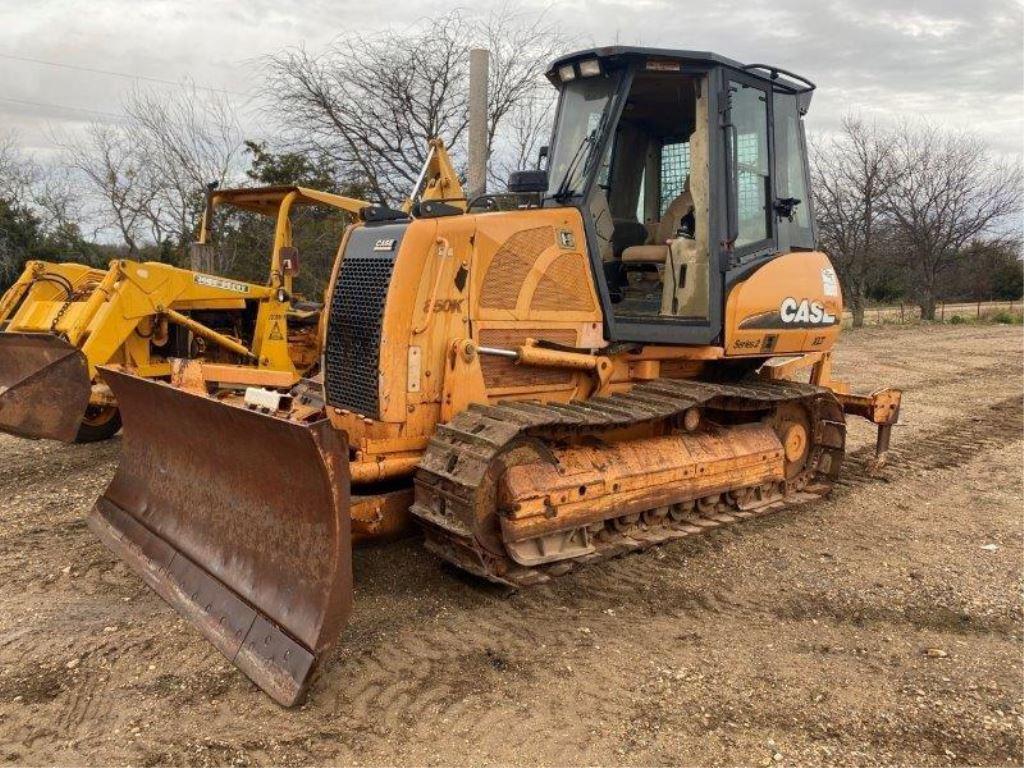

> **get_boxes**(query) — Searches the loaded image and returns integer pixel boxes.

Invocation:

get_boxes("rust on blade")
[0,332,91,441]
[89,366,352,706]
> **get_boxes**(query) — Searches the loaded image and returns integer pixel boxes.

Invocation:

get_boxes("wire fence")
[844,300,1022,327]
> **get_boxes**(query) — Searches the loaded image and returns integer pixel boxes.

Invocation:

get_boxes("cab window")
[773,93,813,248]
[633,141,692,224]
[659,141,691,217]
[729,81,771,248]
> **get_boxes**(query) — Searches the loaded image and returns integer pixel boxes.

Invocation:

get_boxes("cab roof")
[546,46,815,95]
[210,186,368,217]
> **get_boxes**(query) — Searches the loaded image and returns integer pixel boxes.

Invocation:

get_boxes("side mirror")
[537,145,549,169]
[279,246,300,276]
[773,197,802,222]
[508,169,548,194]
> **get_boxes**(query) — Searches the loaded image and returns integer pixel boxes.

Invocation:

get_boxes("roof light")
[578,59,601,77]
[558,64,576,82]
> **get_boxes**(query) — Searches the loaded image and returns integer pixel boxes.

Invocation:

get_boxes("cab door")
[772,92,815,251]
[724,71,775,262]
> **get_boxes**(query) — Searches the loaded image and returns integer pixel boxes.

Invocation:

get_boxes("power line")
[0,95,123,120]
[0,52,249,98]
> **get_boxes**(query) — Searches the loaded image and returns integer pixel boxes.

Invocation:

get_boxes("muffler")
[88,366,352,706]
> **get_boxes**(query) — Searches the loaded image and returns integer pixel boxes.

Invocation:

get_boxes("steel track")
[411,378,847,586]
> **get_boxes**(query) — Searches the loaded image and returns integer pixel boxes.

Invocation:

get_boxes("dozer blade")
[88,367,352,706]
[0,332,91,441]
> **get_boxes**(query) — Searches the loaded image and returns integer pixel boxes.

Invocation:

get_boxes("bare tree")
[123,82,245,261]
[0,132,99,284]
[811,116,898,327]
[479,6,567,187]
[32,162,87,238]
[0,135,41,286]
[58,84,244,264]
[0,131,38,207]
[264,16,469,203]
[489,94,556,188]
[62,123,156,256]
[262,7,570,203]
[887,121,1023,320]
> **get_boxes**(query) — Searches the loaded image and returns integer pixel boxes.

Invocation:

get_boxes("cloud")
[0,0,1020,155]
[548,0,1023,153]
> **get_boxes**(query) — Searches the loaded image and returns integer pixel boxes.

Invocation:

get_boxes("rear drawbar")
[88,367,353,706]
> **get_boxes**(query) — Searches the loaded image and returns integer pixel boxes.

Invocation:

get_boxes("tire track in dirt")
[322,618,546,736]
[54,668,106,739]
[315,557,745,748]
[894,357,1020,395]
[840,394,1022,486]
[2,325,1019,765]
[319,589,626,746]
[4,616,135,731]
[305,391,1023,742]
[0,439,118,493]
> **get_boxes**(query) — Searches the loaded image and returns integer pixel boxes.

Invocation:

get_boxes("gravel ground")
[0,323,1021,766]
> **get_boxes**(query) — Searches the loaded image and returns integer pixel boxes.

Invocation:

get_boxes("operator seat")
[620,190,694,264]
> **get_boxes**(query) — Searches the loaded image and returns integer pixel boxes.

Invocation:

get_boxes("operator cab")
[540,47,815,345]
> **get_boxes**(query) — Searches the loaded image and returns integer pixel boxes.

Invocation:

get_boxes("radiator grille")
[324,225,405,418]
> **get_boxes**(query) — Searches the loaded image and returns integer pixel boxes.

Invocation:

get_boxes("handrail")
[412,237,452,335]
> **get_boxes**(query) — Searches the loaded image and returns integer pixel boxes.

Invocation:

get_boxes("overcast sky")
[1,0,1022,158]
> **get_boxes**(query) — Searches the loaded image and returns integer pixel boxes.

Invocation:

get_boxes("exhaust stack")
[467,48,489,200]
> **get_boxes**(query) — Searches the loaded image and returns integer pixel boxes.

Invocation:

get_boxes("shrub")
[990,310,1018,324]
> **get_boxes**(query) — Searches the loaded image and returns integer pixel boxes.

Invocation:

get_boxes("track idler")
[88,367,353,706]
[0,332,92,441]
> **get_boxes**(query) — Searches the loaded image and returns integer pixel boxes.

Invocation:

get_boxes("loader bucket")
[88,367,352,706]
[0,332,92,442]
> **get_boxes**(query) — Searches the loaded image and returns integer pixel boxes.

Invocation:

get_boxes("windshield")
[546,73,622,199]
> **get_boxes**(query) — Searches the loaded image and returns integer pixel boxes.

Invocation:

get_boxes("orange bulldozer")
[86,49,901,705]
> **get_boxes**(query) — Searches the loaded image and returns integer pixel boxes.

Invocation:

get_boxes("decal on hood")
[739,298,839,330]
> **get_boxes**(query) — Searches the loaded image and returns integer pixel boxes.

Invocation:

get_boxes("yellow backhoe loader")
[88,48,901,706]
[0,185,367,442]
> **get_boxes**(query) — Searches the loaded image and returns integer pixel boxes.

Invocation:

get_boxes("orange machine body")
[326,210,845,482]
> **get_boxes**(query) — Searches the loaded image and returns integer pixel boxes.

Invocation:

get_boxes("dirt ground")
[0,323,1021,767]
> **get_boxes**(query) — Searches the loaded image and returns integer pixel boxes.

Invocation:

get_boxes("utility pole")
[468,48,489,201]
